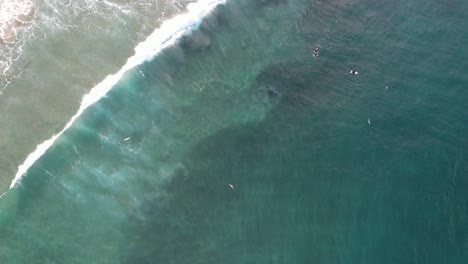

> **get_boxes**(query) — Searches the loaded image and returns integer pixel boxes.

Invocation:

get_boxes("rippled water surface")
[1,0,468,263]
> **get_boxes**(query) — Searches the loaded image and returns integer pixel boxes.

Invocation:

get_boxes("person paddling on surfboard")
[313,45,320,57]
[266,86,278,97]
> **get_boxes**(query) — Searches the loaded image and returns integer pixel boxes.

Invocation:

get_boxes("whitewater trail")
[7,0,226,190]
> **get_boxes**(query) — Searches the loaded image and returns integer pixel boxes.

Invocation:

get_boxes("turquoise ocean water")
[1,0,468,263]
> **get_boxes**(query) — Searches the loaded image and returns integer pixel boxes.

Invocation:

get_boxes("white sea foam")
[9,0,226,189]
[0,0,35,88]
[0,0,34,43]
[1,0,195,91]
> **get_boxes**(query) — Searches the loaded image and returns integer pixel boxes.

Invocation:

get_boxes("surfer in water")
[349,70,359,75]
[313,45,320,57]
[266,86,278,97]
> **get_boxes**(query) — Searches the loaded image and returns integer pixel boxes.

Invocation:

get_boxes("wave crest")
[8,0,226,190]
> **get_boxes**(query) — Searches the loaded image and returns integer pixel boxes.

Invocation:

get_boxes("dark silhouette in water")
[266,86,278,97]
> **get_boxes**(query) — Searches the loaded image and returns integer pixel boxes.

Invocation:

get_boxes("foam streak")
[9,0,226,189]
